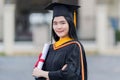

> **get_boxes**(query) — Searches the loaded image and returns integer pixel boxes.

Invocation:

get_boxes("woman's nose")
[57,24,62,29]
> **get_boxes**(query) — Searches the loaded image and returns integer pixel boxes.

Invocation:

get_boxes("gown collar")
[54,36,73,49]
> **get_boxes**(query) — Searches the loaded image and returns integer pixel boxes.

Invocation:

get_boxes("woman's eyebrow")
[53,20,66,23]
[53,21,57,23]
[59,20,66,23]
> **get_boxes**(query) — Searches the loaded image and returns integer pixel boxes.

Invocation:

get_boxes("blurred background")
[0,0,120,80]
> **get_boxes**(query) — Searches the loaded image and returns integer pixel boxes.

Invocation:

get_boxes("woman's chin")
[57,34,64,37]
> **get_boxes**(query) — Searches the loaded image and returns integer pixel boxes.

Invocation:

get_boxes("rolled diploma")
[37,43,50,69]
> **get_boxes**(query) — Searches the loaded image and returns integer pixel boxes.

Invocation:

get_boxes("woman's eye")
[61,22,66,24]
[53,22,57,25]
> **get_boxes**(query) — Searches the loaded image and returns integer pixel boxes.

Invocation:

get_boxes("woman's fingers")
[62,64,67,70]
[32,68,41,77]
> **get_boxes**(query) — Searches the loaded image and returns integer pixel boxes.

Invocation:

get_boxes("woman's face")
[53,16,69,38]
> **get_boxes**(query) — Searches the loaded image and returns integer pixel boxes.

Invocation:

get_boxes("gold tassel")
[74,10,77,27]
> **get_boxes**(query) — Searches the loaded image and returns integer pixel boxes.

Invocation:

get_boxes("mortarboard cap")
[45,1,80,26]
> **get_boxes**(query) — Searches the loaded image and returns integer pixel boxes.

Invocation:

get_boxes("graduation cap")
[45,2,80,26]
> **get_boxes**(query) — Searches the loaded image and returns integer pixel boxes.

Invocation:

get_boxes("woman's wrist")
[41,70,49,79]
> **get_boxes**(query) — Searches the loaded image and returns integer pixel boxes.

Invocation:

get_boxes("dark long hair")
[52,16,78,42]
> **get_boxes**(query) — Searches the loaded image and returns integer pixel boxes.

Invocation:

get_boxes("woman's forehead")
[53,16,66,22]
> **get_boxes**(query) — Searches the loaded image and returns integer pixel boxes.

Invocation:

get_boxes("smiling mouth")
[56,31,64,33]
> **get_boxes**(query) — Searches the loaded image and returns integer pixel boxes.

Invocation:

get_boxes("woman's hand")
[32,65,67,79]
[32,67,49,79]
[62,64,67,70]
[32,67,41,77]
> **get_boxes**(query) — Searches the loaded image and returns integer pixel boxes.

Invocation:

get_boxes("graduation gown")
[35,40,87,80]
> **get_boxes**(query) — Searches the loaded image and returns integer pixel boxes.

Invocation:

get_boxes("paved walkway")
[0,55,120,80]
[87,55,120,80]
[0,56,36,80]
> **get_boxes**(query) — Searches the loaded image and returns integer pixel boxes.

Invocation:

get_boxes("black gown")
[35,40,87,80]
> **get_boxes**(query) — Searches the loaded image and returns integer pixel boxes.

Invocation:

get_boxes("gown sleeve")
[49,44,81,80]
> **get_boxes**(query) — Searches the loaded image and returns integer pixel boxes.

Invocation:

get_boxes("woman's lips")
[56,30,64,33]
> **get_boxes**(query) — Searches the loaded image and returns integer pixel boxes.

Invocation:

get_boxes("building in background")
[0,0,120,55]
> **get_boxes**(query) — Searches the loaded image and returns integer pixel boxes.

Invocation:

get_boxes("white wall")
[0,0,4,41]
[79,0,96,40]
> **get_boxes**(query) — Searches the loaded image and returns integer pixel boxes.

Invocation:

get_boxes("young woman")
[32,3,87,80]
